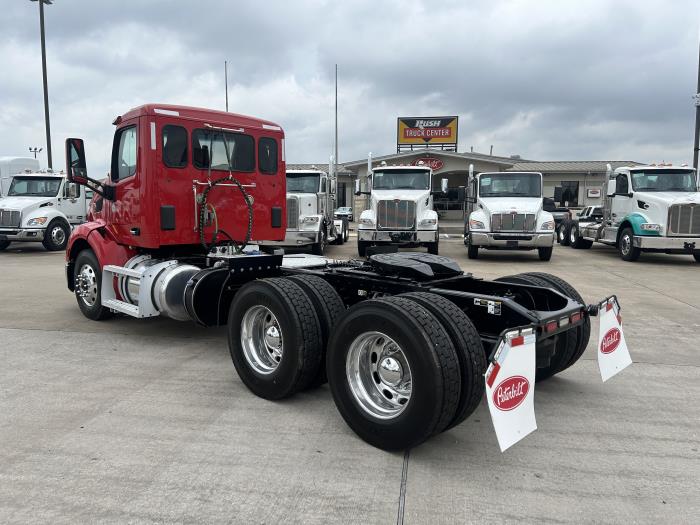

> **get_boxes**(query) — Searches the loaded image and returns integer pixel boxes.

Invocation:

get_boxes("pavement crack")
[397,448,410,525]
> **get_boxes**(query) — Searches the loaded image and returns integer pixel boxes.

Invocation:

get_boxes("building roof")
[342,149,526,168]
[286,163,352,174]
[507,160,642,173]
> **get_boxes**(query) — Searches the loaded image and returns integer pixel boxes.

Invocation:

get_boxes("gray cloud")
[0,0,697,175]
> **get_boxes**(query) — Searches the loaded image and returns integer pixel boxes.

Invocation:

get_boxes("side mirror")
[441,178,448,194]
[330,179,336,195]
[457,187,466,202]
[355,179,361,196]
[65,138,87,184]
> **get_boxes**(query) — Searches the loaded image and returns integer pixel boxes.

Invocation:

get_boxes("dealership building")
[290,117,641,220]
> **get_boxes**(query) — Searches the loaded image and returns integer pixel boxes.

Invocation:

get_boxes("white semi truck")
[463,169,556,260]
[0,170,89,251]
[567,164,700,262]
[356,161,446,257]
[259,169,348,255]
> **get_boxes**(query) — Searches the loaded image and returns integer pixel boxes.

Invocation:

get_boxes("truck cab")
[356,163,445,256]
[577,165,700,261]
[258,169,348,255]
[0,170,87,251]
[464,171,556,260]
[0,157,40,197]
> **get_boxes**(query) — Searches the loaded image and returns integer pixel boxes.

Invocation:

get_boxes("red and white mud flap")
[597,297,632,382]
[484,328,537,452]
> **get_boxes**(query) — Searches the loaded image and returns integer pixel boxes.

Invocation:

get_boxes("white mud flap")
[597,298,632,382]
[485,329,537,452]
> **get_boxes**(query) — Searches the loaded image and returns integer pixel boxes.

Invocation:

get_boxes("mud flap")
[597,298,632,382]
[485,328,537,452]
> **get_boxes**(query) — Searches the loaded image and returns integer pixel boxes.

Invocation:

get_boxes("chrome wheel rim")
[558,227,565,242]
[240,305,283,375]
[346,331,412,419]
[569,227,577,244]
[621,234,631,255]
[76,263,98,306]
[51,225,66,246]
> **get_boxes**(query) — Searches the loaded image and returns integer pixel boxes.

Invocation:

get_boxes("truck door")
[57,180,86,224]
[110,122,141,238]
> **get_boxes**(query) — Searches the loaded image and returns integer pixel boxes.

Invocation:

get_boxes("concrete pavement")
[0,241,698,523]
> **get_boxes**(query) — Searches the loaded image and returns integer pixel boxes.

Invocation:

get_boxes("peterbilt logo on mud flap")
[493,376,530,411]
[600,327,621,354]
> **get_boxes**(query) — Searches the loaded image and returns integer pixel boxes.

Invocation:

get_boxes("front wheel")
[74,249,112,320]
[43,219,70,251]
[618,228,641,261]
[466,236,479,259]
[427,241,439,255]
[311,226,326,255]
[0,240,10,251]
[538,246,553,261]
[358,240,369,257]
[694,252,700,263]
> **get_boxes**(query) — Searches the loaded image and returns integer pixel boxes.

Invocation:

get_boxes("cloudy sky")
[1,0,698,175]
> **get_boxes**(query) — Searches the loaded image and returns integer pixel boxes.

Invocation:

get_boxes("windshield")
[287,172,320,193]
[630,169,697,192]
[479,173,541,197]
[372,169,430,190]
[8,176,61,197]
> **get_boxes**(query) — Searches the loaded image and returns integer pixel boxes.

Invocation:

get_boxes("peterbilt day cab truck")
[356,162,447,256]
[63,104,623,451]
[464,170,556,260]
[0,170,88,251]
[258,169,349,255]
[567,165,700,262]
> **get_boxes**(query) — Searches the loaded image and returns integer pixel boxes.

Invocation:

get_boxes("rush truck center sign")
[397,117,458,147]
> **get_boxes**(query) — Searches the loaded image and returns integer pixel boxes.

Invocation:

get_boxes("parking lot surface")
[1,240,699,524]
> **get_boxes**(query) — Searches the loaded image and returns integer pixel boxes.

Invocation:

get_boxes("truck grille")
[491,213,536,232]
[377,200,415,230]
[668,204,700,236]
[286,197,299,229]
[0,209,20,228]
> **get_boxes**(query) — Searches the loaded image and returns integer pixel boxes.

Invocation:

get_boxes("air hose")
[198,127,254,254]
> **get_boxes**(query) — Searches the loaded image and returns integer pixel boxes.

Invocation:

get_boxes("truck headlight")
[301,216,319,224]
[27,217,48,226]
[419,218,437,226]
[540,221,555,231]
[469,219,485,230]
[360,217,375,226]
[641,223,662,232]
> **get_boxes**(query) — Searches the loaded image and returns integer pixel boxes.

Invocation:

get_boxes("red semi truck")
[64,104,621,450]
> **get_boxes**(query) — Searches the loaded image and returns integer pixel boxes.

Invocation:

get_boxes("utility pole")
[334,64,339,176]
[29,147,42,159]
[224,60,229,112]
[30,0,53,169]
[693,38,700,169]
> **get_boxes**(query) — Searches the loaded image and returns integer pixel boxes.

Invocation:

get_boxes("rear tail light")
[570,311,582,324]
[544,320,558,332]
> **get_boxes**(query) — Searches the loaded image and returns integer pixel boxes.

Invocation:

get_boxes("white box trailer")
[0,157,40,196]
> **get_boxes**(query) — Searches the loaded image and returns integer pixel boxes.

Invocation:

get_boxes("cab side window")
[113,126,137,181]
[615,174,629,194]
[259,137,278,174]
[162,125,187,168]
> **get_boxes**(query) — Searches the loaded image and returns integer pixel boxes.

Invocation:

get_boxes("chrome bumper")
[469,232,554,248]
[358,229,438,243]
[0,228,45,242]
[634,235,699,250]
[258,229,320,246]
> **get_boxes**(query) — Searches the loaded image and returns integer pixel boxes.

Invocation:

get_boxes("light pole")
[30,0,53,170]
[29,147,43,159]
[693,37,700,169]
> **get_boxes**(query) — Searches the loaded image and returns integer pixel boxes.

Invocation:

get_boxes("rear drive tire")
[0,240,10,251]
[343,219,350,242]
[494,273,578,382]
[228,278,323,399]
[570,224,593,249]
[288,274,346,388]
[618,227,641,261]
[399,292,486,430]
[521,272,591,374]
[74,249,113,321]
[326,297,460,450]
[557,221,571,246]
[43,219,70,251]
[538,246,553,261]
